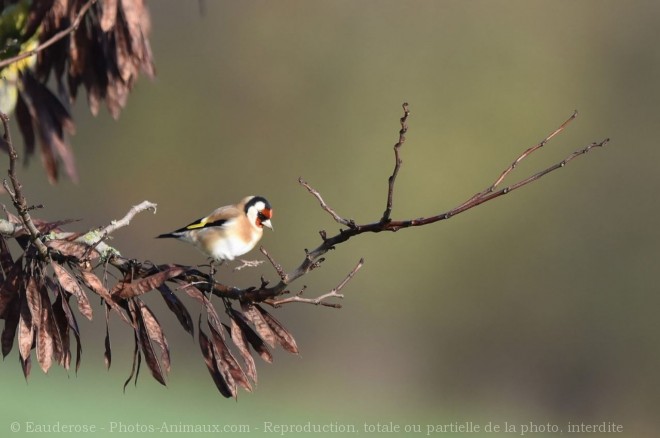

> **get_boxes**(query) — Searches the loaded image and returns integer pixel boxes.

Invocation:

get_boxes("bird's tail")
[156,232,177,239]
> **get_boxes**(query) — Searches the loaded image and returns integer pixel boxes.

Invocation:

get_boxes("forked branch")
[1,112,49,259]
[265,258,364,308]
[236,106,608,306]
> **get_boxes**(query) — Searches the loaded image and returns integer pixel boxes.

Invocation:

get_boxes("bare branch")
[252,107,608,306]
[79,201,156,261]
[1,112,49,260]
[300,109,607,236]
[98,201,158,237]
[266,258,364,308]
[0,0,97,70]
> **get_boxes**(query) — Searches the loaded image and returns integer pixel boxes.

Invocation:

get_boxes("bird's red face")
[257,207,273,229]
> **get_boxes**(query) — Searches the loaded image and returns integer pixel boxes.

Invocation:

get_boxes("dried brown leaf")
[15,94,36,161]
[114,11,133,83]
[40,283,64,367]
[20,354,31,380]
[68,19,86,83]
[0,234,14,275]
[80,271,129,324]
[48,277,80,335]
[18,315,33,362]
[46,240,99,260]
[52,263,92,320]
[33,219,79,234]
[256,305,299,354]
[138,301,170,373]
[48,277,82,372]
[180,282,221,328]
[111,266,186,299]
[104,314,111,369]
[120,0,149,54]
[86,81,101,117]
[0,257,23,318]
[139,34,156,78]
[241,301,276,348]
[101,0,118,31]
[208,319,250,394]
[134,301,166,385]
[231,307,273,364]
[105,78,128,119]
[46,277,82,372]
[198,317,233,398]
[74,328,82,373]
[25,277,42,329]
[36,308,54,373]
[20,72,77,182]
[227,315,257,383]
[1,296,20,358]
[157,284,193,337]
[123,332,140,392]
[51,292,71,369]
[24,0,54,39]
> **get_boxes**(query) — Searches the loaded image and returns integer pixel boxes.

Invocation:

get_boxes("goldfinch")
[156,196,273,262]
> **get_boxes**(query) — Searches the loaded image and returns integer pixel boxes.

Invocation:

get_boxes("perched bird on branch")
[157,196,273,263]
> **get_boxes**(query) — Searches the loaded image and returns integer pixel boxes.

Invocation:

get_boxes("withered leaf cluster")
[0,215,299,399]
[1,0,154,183]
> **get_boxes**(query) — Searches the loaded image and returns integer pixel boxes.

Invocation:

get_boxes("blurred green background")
[2,0,660,436]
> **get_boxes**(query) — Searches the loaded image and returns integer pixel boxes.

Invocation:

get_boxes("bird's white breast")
[206,230,260,261]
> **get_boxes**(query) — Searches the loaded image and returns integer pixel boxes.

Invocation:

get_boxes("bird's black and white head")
[244,196,273,230]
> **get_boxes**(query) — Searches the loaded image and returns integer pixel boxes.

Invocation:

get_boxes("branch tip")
[300,178,353,227]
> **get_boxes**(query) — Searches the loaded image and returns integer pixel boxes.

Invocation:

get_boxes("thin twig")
[260,247,287,281]
[0,0,97,70]
[98,201,157,236]
[299,177,355,228]
[457,110,579,210]
[488,110,578,191]
[266,258,364,308]
[232,259,264,272]
[1,112,50,259]
[381,102,410,223]
[428,138,609,222]
[81,201,157,261]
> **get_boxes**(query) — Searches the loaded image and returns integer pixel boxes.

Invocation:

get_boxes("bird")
[156,196,273,263]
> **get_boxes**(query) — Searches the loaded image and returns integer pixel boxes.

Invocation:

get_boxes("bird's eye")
[257,212,267,221]
[257,208,272,220]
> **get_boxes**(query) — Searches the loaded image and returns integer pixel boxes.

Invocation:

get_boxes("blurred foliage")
[1,0,660,437]
[0,0,154,182]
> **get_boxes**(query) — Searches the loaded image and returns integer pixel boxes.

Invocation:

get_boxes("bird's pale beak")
[262,219,273,230]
